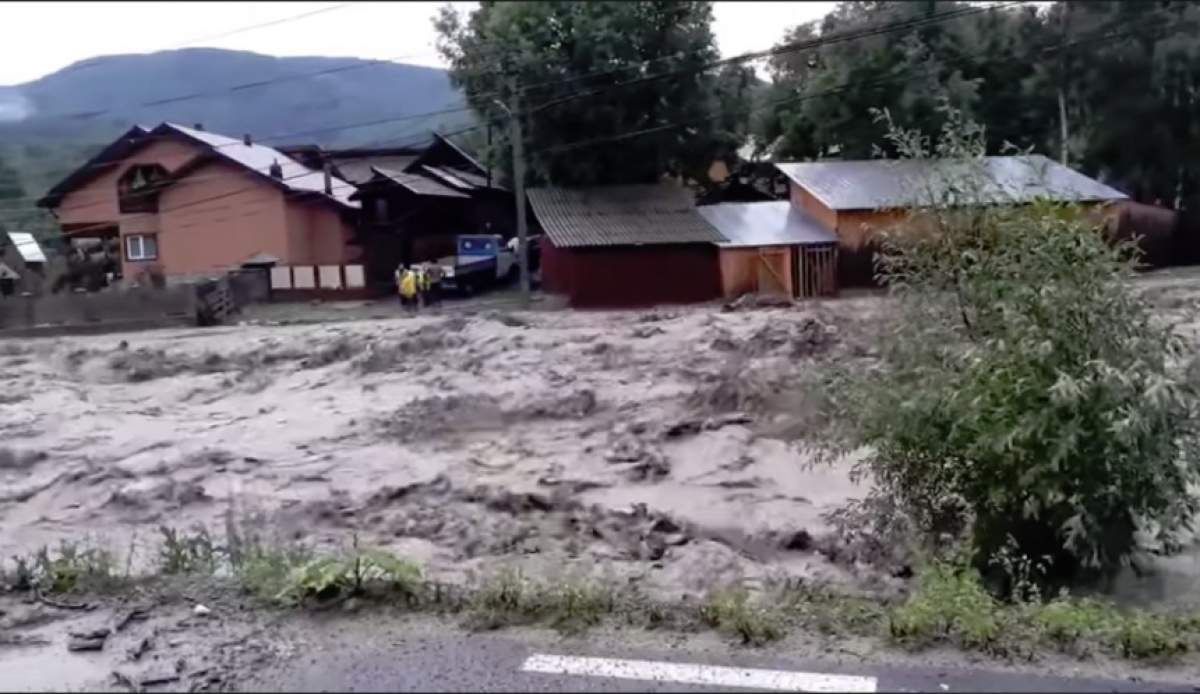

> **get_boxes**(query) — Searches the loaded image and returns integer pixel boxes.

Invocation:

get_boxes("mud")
[3,271,1200,608]
[0,299,885,600]
[0,588,290,692]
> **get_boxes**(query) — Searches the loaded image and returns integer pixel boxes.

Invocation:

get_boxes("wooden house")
[528,185,725,308]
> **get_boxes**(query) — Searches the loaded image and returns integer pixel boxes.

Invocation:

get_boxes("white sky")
[0,1,837,86]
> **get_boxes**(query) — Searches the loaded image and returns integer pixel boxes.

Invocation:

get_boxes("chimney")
[323,161,333,195]
[193,123,204,131]
[243,133,252,146]
[269,159,283,179]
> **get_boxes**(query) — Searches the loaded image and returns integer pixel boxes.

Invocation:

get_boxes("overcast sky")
[0,1,838,86]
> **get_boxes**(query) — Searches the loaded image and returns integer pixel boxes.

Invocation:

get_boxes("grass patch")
[888,559,1200,661]
[157,524,219,575]
[3,540,127,594]
[462,568,615,635]
[8,526,1200,663]
[699,586,786,646]
[463,567,541,630]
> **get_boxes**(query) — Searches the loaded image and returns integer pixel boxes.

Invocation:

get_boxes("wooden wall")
[718,247,793,299]
[542,241,721,308]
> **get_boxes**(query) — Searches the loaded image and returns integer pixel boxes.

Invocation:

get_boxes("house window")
[374,198,389,223]
[117,164,168,213]
[125,234,158,261]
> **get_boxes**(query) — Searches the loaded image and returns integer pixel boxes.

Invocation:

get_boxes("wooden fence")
[794,244,839,299]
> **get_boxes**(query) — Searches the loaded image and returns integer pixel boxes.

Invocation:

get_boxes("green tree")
[757,1,999,160]
[434,1,746,186]
[825,104,1200,591]
[759,1,1200,214]
[0,152,26,234]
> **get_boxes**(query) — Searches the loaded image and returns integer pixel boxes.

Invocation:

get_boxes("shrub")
[827,102,1200,588]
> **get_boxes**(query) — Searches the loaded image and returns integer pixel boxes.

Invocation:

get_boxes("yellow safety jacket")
[399,271,417,298]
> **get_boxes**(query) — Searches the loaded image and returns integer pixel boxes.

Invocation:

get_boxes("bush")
[828,103,1200,588]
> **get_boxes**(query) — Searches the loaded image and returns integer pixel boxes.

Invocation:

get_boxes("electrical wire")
[7,0,1032,200]
[528,15,1178,160]
[2,4,1171,223]
[50,3,356,78]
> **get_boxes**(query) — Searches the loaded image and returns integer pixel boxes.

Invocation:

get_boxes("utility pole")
[1057,3,1071,167]
[495,76,530,307]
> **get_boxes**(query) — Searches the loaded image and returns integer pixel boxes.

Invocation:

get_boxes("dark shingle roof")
[527,185,726,248]
[774,155,1128,211]
[698,201,837,247]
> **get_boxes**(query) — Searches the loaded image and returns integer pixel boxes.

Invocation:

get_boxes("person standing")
[425,263,442,307]
[398,265,418,313]
[414,263,428,310]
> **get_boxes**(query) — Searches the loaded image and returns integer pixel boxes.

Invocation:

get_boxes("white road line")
[520,653,878,692]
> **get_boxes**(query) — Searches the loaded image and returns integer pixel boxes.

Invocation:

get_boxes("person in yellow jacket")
[414,264,429,309]
[396,265,418,312]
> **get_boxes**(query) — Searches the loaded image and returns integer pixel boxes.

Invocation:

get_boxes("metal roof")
[372,166,468,198]
[527,185,726,249]
[0,262,19,280]
[774,155,1129,211]
[161,123,359,209]
[698,201,838,247]
[332,155,419,184]
[6,232,46,263]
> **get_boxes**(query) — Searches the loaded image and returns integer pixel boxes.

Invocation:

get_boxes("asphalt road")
[242,624,1196,693]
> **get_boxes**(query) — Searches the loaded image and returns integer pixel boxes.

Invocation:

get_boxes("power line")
[51,3,356,78]
[9,1,1018,196]
[527,15,1178,160]
[0,102,475,208]
[2,3,1166,218]
[524,2,1023,118]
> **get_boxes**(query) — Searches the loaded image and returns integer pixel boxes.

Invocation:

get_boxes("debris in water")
[128,636,154,661]
[67,627,111,651]
[192,604,211,617]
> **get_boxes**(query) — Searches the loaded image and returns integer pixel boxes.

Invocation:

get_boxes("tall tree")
[755,1,1066,161]
[434,1,746,187]
[756,0,1200,213]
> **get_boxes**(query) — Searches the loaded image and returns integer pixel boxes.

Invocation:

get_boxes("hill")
[0,48,469,237]
[0,47,468,147]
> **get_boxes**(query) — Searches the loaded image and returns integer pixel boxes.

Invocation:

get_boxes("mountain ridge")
[0,47,468,147]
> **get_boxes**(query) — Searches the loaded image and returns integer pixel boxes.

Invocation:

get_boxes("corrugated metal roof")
[6,232,46,263]
[421,164,475,190]
[333,155,419,184]
[698,201,838,247]
[373,166,468,198]
[527,185,726,248]
[420,165,508,192]
[774,155,1128,211]
[162,123,359,209]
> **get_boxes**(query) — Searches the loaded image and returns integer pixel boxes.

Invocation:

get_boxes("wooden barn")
[775,155,1129,288]
[697,201,839,300]
[528,185,726,308]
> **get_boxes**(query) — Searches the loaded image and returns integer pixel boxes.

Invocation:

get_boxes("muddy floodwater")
[4,272,1200,607]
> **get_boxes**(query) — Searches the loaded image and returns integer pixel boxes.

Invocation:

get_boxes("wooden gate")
[755,247,792,296]
[793,244,838,299]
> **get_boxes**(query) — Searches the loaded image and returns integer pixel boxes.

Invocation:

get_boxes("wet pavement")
[243,624,1195,693]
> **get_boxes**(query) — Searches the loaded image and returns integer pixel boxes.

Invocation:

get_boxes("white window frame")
[125,234,158,261]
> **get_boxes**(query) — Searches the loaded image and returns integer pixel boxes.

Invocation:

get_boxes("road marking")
[520,653,878,692]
